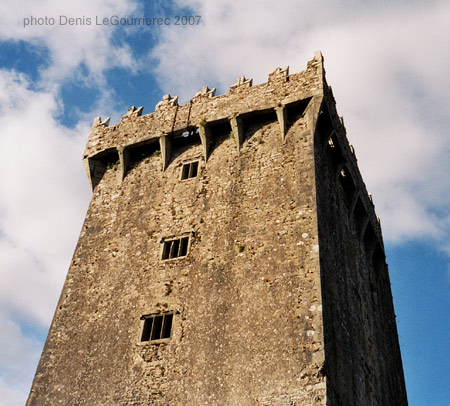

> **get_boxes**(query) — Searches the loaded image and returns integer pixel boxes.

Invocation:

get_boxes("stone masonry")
[27,52,408,405]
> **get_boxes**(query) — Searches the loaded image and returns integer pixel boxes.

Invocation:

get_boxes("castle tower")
[27,52,407,405]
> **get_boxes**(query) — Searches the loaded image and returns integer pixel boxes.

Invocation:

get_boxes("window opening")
[126,140,161,171]
[208,120,233,155]
[181,161,199,180]
[240,109,277,142]
[88,148,120,189]
[286,97,311,124]
[363,222,377,255]
[162,236,189,260]
[339,167,356,209]
[353,197,367,239]
[326,133,345,172]
[141,313,173,342]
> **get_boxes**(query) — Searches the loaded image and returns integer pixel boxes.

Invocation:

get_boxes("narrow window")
[162,236,190,260]
[179,237,189,257]
[151,315,163,340]
[181,161,199,180]
[326,132,344,172]
[170,239,180,258]
[352,197,367,239]
[141,313,174,342]
[339,166,356,209]
[141,317,153,342]
[161,314,173,339]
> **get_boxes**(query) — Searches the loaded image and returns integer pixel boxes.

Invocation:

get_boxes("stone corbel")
[159,134,172,171]
[275,105,287,142]
[197,125,211,162]
[229,115,244,153]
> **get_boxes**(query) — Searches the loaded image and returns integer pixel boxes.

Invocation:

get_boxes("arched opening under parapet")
[326,132,345,173]
[207,119,232,158]
[167,127,201,167]
[285,97,311,127]
[240,108,278,144]
[362,221,377,258]
[317,103,333,143]
[352,196,368,240]
[372,243,385,274]
[339,166,356,210]
[88,148,120,190]
[124,139,161,175]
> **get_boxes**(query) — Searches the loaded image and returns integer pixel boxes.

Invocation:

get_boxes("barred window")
[162,236,189,260]
[181,161,199,180]
[141,312,173,342]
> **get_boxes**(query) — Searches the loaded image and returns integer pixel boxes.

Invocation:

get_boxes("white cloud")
[0,0,140,83]
[0,313,42,406]
[0,69,91,326]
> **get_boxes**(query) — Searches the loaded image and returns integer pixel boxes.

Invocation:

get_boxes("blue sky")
[0,1,449,405]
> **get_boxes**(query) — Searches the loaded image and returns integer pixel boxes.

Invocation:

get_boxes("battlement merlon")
[83,51,326,161]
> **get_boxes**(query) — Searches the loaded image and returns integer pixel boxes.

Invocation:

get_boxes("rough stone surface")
[27,53,407,405]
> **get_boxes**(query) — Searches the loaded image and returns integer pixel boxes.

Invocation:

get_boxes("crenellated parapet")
[229,76,253,93]
[268,66,289,83]
[84,52,326,163]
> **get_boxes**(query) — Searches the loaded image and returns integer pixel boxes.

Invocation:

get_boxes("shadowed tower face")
[27,53,408,406]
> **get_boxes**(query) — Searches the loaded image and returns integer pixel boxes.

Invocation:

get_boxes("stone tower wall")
[27,53,407,405]
[313,91,408,404]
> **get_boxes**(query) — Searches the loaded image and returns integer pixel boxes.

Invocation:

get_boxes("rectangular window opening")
[162,241,171,260]
[179,237,189,257]
[141,317,153,342]
[181,161,199,180]
[190,161,198,178]
[162,235,190,260]
[170,239,180,258]
[151,316,163,340]
[181,164,190,179]
[141,313,174,343]
[161,314,173,339]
